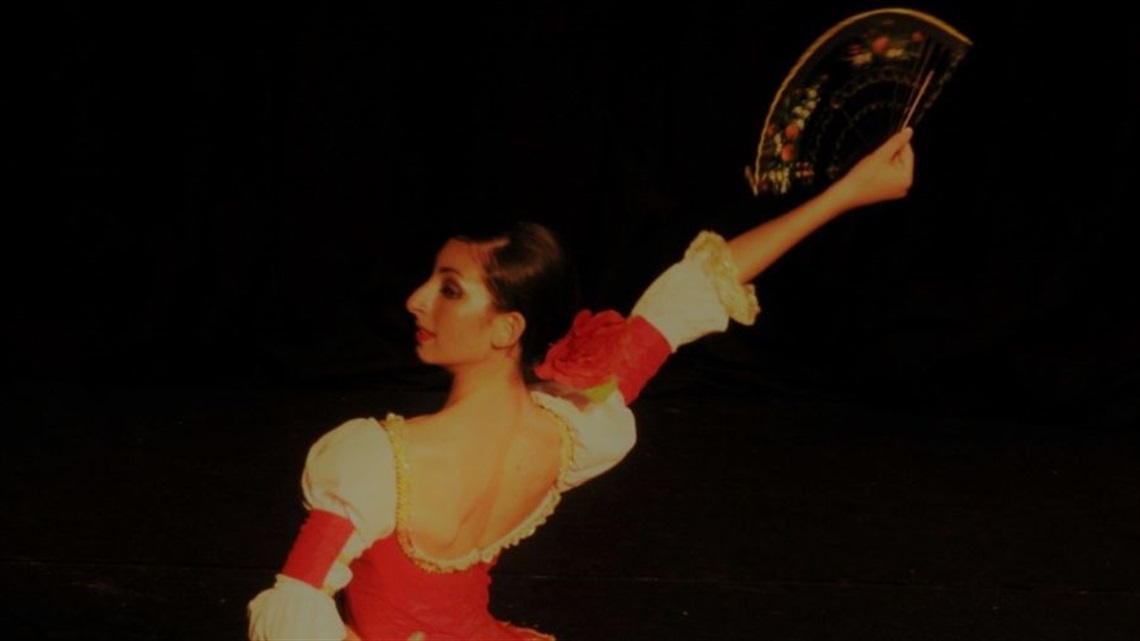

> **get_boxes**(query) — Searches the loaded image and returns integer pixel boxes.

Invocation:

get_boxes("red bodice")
[345,536,552,641]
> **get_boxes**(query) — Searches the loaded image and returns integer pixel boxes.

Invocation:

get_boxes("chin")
[413,344,436,364]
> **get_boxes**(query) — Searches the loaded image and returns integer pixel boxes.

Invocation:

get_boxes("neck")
[444,355,530,411]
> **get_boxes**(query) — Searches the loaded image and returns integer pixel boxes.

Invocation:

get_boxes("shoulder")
[307,415,397,467]
[530,388,636,489]
[530,385,632,424]
[302,415,404,541]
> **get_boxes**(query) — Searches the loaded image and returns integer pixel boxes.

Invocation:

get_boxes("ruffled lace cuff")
[630,230,761,351]
[683,231,760,325]
[247,575,346,640]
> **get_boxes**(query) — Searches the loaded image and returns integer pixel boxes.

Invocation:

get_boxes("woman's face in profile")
[405,239,502,368]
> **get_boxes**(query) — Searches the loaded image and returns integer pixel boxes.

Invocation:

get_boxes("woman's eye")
[441,283,462,299]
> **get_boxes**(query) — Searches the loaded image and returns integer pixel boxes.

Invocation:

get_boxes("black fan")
[745,8,972,196]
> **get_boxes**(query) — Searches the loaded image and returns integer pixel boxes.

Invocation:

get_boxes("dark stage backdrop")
[17,2,1139,429]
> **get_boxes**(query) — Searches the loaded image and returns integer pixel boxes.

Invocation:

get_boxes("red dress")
[341,412,569,641]
[345,537,551,641]
[247,230,760,641]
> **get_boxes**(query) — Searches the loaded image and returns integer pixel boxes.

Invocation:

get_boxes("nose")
[406,281,430,318]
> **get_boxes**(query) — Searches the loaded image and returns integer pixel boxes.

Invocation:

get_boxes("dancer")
[248,128,915,640]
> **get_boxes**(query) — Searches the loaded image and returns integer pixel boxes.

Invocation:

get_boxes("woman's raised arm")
[534,129,916,407]
[727,127,915,283]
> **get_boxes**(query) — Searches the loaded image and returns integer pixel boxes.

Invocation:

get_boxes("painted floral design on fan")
[846,29,929,67]
[756,77,825,195]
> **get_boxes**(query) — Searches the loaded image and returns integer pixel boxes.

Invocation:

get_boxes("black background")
[7,3,1140,639]
[19,1,1140,427]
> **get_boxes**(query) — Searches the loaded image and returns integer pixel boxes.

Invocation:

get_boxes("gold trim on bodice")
[381,406,574,574]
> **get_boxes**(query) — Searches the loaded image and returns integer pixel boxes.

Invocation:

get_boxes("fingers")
[895,141,915,194]
[881,127,914,159]
[897,141,915,167]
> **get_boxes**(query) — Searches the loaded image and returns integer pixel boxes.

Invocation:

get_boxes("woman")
[248,128,915,640]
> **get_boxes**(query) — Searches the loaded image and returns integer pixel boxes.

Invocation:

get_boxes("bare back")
[399,402,566,561]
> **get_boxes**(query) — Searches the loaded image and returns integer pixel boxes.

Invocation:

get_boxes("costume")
[248,231,759,640]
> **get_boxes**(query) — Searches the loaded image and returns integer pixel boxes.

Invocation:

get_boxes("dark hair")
[456,222,579,382]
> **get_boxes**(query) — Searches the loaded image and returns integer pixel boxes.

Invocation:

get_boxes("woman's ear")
[491,311,526,349]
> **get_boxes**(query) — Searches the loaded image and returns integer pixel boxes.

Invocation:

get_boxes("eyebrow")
[437,266,464,278]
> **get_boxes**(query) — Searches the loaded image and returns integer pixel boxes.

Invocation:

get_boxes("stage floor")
[6,374,1138,640]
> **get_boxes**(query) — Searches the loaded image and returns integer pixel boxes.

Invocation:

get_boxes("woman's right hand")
[828,127,915,212]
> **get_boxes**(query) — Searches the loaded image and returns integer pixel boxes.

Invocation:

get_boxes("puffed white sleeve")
[247,417,397,641]
[528,231,758,488]
[532,389,637,490]
[631,230,760,351]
